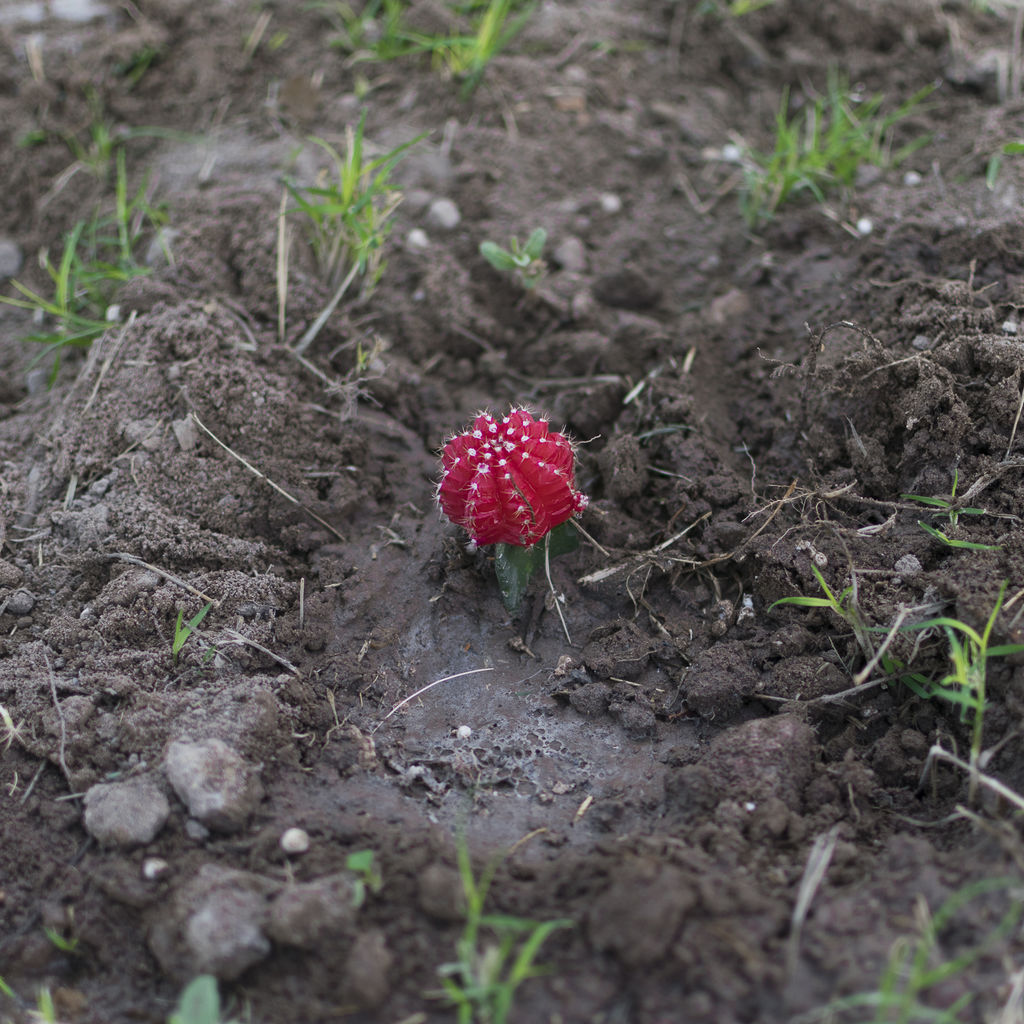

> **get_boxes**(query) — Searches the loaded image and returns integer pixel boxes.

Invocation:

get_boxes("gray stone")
[4,589,34,615]
[266,874,357,949]
[426,198,461,230]
[343,928,393,1007]
[83,779,170,848]
[148,866,278,982]
[0,559,23,588]
[184,878,271,979]
[164,738,264,833]
[894,553,922,577]
[0,238,23,279]
[417,863,466,922]
[552,236,587,273]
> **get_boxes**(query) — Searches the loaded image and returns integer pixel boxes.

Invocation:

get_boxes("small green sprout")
[172,602,213,665]
[903,472,1001,549]
[697,0,778,15]
[915,520,1001,551]
[422,0,534,95]
[43,926,80,956]
[479,228,547,289]
[284,113,422,297]
[435,835,572,1024]
[986,140,1024,189]
[168,975,241,1024]
[738,70,934,224]
[345,849,383,908]
[902,469,988,530]
[897,582,1024,799]
[1,148,168,381]
[769,564,875,665]
[809,877,1022,1024]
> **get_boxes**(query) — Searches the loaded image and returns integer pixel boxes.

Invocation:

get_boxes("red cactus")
[438,409,588,547]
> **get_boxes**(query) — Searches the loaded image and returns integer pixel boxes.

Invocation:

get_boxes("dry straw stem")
[919,742,1024,814]
[787,824,840,975]
[106,552,218,606]
[373,667,496,733]
[190,412,345,542]
[42,649,70,783]
[218,627,300,676]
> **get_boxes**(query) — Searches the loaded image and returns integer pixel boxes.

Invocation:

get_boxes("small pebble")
[105,304,121,322]
[894,553,922,577]
[83,779,170,849]
[903,170,922,186]
[0,238,23,279]
[426,198,460,230]
[280,827,310,855]
[5,589,35,616]
[599,192,622,214]
[0,559,23,588]
[164,737,265,834]
[142,857,170,881]
[456,725,472,740]
[406,228,430,250]
[552,236,587,273]
[856,217,873,236]
[911,334,933,351]
[185,819,210,841]
[720,143,743,163]
[1002,320,1019,336]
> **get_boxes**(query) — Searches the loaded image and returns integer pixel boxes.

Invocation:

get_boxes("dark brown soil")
[3,1,1024,1022]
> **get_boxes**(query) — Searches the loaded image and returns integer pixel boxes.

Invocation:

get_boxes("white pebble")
[456,725,472,740]
[280,827,310,855]
[855,217,873,236]
[1002,320,1019,336]
[406,228,430,250]
[720,143,742,164]
[426,198,461,230]
[105,304,121,322]
[903,170,922,186]
[599,192,622,214]
[744,802,757,812]
[142,857,169,881]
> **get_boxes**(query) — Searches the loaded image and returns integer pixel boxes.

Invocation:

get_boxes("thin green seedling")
[697,0,778,14]
[901,469,987,530]
[43,926,80,956]
[770,564,877,665]
[435,836,572,1024]
[915,520,1001,551]
[345,849,383,908]
[406,0,534,95]
[313,0,417,61]
[986,140,1024,188]
[804,877,1022,1024]
[0,975,13,998]
[897,582,1024,801]
[284,114,422,296]
[172,602,213,665]
[479,228,547,290]
[739,69,934,224]
[168,975,241,1024]
[878,653,934,701]
[32,987,58,1024]
[1,148,168,380]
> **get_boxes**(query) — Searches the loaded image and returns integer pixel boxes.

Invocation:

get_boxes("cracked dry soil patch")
[3,1,1024,1021]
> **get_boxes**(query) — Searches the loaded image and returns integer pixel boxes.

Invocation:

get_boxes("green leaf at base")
[493,523,579,614]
